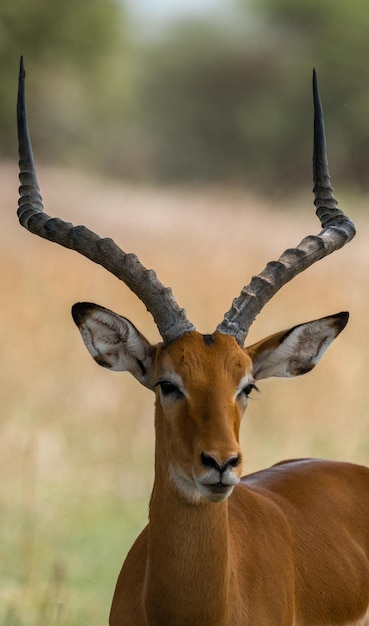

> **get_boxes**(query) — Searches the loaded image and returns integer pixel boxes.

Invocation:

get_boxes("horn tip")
[312,68,322,112]
[19,56,25,80]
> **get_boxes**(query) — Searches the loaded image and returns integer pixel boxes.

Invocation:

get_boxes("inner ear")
[72,302,156,389]
[246,312,348,381]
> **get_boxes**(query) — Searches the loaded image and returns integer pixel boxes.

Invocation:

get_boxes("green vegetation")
[2,492,146,626]
[0,0,133,169]
[2,0,369,190]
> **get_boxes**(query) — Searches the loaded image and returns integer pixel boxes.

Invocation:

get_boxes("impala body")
[17,59,369,625]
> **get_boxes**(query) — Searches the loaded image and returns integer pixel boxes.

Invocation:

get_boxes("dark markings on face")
[202,334,214,347]
[136,358,146,375]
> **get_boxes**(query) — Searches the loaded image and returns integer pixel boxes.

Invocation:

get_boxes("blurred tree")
[3,0,369,192]
[133,0,369,191]
[136,20,292,187]
[0,0,134,170]
[242,0,369,189]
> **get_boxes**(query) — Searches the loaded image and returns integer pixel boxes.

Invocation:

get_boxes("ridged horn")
[216,69,355,345]
[17,57,195,345]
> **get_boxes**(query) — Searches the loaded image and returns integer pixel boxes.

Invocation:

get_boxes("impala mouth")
[207,484,234,502]
[209,482,230,494]
[169,464,239,504]
[196,478,237,503]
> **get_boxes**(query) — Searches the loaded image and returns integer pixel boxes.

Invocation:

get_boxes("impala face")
[70,302,349,507]
[154,332,252,504]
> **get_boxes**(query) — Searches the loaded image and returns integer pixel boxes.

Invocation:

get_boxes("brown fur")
[105,331,369,625]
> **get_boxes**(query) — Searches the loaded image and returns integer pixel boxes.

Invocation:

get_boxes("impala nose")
[201,452,240,473]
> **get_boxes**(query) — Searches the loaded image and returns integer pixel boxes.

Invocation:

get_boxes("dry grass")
[1,161,369,624]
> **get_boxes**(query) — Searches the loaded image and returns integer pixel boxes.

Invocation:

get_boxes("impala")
[17,57,369,625]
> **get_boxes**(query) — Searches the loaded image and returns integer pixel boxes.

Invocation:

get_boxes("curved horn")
[17,57,195,345]
[216,69,356,345]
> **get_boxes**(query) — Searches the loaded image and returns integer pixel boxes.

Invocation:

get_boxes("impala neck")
[144,415,236,625]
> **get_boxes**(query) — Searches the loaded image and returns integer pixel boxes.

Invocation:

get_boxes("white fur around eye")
[155,373,188,401]
[235,375,256,399]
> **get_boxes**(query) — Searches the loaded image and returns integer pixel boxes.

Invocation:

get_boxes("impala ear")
[246,312,349,381]
[71,302,155,389]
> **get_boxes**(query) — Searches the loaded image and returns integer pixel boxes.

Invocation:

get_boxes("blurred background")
[2,0,369,624]
[2,0,369,190]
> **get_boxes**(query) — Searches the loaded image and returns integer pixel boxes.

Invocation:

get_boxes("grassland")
[1,161,369,624]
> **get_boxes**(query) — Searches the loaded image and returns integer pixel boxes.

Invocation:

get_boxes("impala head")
[17,58,355,505]
[70,302,348,504]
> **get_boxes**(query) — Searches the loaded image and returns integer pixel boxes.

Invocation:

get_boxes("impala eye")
[240,383,258,398]
[157,381,184,399]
